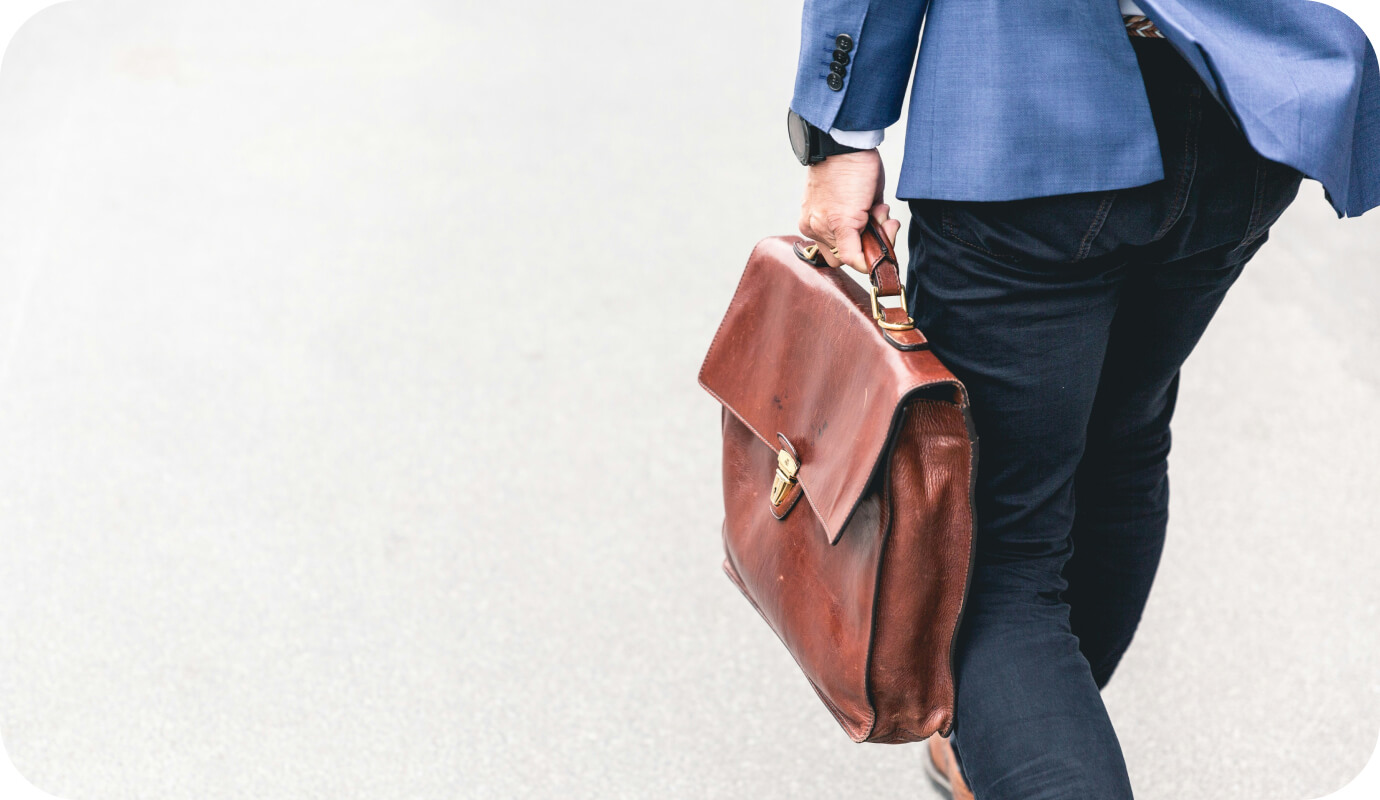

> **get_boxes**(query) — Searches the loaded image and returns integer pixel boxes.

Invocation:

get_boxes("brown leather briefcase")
[698,221,978,743]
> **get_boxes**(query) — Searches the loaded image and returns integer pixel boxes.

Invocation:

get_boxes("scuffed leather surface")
[866,400,974,742]
[721,409,881,739]
[791,225,929,351]
[699,236,964,545]
[702,236,977,744]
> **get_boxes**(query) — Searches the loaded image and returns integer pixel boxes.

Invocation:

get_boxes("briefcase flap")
[698,236,968,545]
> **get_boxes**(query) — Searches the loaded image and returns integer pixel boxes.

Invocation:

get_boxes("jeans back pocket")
[937,189,1120,266]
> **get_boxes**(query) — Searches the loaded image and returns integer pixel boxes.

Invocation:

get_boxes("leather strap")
[792,221,929,350]
[860,220,902,293]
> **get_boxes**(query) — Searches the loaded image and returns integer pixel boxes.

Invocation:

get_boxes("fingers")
[797,150,890,273]
[799,218,890,274]
[869,203,891,230]
[805,231,844,268]
[806,206,900,274]
[797,212,831,264]
[883,218,902,246]
[799,212,871,272]
[869,203,903,247]
[800,211,872,273]
[832,224,866,273]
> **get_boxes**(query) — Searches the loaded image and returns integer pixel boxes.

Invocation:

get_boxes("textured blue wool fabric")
[789,0,1380,216]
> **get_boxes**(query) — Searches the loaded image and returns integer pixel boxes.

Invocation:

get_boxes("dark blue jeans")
[904,38,1303,799]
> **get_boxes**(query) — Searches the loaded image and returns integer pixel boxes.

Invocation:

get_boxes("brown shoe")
[925,735,975,800]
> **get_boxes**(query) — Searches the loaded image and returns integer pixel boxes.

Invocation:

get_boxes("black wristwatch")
[787,109,866,165]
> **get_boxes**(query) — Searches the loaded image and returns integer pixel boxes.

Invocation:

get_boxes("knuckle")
[826,211,862,233]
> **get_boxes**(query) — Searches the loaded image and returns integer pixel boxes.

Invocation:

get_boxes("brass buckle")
[870,285,915,331]
[770,448,799,507]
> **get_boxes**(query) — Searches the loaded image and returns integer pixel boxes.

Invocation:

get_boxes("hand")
[798,148,902,274]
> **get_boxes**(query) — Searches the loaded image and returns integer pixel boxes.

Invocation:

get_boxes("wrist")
[788,109,869,165]
[808,148,880,169]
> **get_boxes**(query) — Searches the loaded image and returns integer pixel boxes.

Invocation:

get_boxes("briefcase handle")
[794,219,926,349]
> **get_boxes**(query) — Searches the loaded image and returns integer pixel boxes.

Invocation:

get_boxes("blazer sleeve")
[789,0,931,133]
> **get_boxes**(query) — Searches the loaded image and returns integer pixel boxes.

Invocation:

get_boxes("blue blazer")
[790,0,1380,217]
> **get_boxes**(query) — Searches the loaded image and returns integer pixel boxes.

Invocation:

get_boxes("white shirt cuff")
[828,128,884,149]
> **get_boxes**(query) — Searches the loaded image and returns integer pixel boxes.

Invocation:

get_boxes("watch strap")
[814,132,866,161]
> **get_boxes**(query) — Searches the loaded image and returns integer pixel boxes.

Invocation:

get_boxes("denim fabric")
[904,39,1302,799]
[790,0,1378,216]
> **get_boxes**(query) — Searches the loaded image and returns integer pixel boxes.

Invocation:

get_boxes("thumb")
[869,204,902,248]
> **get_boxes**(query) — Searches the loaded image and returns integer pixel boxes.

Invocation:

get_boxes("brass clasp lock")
[770,448,800,507]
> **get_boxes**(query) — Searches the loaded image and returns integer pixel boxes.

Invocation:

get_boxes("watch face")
[787,110,812,165]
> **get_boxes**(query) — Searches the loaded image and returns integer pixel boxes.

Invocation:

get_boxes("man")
[786,1,1380,797]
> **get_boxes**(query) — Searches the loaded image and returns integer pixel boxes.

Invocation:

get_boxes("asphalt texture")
[0,2,1376,798]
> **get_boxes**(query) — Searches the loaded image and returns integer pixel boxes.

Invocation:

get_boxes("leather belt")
[1125,15,1166,38]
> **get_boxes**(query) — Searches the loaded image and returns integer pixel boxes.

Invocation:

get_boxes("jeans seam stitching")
[941,206,1018,262]
[1238,158,1270,251]
[1074,193,1118,262]
[1152,91,1201,241]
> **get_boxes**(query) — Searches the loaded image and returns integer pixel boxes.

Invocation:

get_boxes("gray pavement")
[0,1,1376,798]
